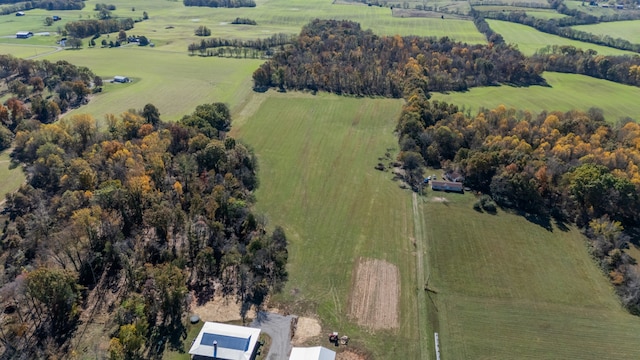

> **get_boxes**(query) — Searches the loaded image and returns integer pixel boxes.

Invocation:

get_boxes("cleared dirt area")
[292,317,322,345]
[190,293,255,322]
[348,258,399,330]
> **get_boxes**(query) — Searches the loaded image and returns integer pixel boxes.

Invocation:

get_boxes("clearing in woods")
[432,72,640,123]
[486,19,636,55]
[348,258,400,330]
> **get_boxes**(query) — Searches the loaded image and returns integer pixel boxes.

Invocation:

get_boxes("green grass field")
[233,92,427,359]
[474,6,567,19]
[38,48,262,122]
[233,91,640,359]
[487,19,635,55]
[432,72,640,122]
[0,149,25,201]
[0,0,485,55]
[421,191,640,359]
[573,20,640,45]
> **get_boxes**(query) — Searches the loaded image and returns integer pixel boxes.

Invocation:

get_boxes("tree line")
[188,33,293,58]
[253,19,545,97]
[183,0,255,8]
[65,18,135,38]
[530,45,640,87]
[0,103,287,359]
[0,55,98,137]
[482,9,640,53]
[0,0,83,15]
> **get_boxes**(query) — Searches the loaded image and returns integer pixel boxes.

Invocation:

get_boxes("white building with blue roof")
[189,321,261,360]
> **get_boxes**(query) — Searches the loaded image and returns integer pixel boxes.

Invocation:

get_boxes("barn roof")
[289,346,336,360]
[188,322,261,360]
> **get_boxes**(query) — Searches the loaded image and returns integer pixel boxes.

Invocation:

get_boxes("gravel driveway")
[250,312,295,360]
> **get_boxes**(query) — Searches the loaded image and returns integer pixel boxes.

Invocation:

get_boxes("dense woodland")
[0,103,288,359]
[182,0,255,8]
[252,19,544,97]
[0,55,98,137]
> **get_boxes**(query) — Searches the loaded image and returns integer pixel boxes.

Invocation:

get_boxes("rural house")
[15,11,25,16]
[16,31,33,39]
[431,180,464,193]
[113,76,130,83]
[289,346,336,360]
[188,322,261,360]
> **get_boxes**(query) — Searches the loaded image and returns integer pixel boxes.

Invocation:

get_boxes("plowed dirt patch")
[348,258,399,330]
[292,317,322,345]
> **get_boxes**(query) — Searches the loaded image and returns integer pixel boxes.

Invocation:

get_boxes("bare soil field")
[292,317,322,345]
[348,258,400,330]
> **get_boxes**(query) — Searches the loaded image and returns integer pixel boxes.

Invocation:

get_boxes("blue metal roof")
[200,333,251,352]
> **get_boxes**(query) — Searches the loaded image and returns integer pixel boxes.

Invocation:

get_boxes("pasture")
[0,149,25,202]
[233,92,428,359]
[573,20,640,45]
[421,191,640,359]
[487,19,635,55]
[432,72,640,122]
[0,0,485,54]
[40,48,262,122]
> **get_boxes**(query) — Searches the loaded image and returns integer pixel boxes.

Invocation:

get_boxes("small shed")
[16,31,33,39]
[289,346,336,360]
[16,11,25,16]
[188,321,261,360]
[113,76,130,83]
[431,180,464,193]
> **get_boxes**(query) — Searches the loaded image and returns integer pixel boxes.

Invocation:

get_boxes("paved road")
[250,312,294,360]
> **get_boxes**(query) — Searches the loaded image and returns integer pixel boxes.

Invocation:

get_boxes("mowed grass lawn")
[487,19,635,55]
[0,149,25,200]
[432,72,640,122]
[573,20,640,45]
[421,191,640,359]
[233,93,426,359]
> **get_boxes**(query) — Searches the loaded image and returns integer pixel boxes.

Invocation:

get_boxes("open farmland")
[474,6,566,19]
[432,72,640,122]
[233,92,429,359]
[573,20,640,45]
[420,191,640,359]
[1,0,485,53]
[487,19,635,55]
[39,48,262,122]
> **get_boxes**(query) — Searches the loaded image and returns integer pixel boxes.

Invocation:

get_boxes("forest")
[0,55,98,137]
[0,103,288,359]
[252,19,544,97]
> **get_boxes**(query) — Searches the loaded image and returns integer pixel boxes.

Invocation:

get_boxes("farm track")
[412,192,430,360]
